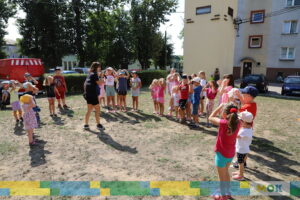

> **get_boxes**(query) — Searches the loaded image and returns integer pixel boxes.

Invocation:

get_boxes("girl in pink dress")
[98,72,106,107]
[149,79,159,114]
[157,78,166,116]
[204,80,218,127]
[20,94,38,146]
[219,74,235,104]
[167,73,180,116]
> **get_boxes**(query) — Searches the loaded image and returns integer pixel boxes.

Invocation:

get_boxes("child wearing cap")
[191,77,202,125]
[20,94,38,146]
[178,75,189,123]
[235,86,258,119]
[131,71,142,112]
[232,111,254,181]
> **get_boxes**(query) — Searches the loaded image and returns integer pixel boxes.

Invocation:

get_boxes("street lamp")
[165,24,173,70]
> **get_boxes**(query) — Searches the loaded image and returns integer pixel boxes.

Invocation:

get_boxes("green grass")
[0,142,18,156]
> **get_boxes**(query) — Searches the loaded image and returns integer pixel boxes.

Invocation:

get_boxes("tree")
[14,0,69,69]
[153,33,174,70]
[0,0,16,58]
[130,0,177,69]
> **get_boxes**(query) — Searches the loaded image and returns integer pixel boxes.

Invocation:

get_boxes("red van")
[0,58,45,90]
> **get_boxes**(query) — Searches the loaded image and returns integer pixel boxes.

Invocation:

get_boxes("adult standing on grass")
[53,67,69,109]
[83,62,105,131]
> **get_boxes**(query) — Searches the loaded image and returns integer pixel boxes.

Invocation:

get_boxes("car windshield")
[284,77,300,84]
[244,75,262,82]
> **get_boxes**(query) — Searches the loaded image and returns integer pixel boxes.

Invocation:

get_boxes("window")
[228,7,234,17]
[196,6,211,15]
[249,35,263,48]
[280,47,295,60]
[283,20,298,34]
[250,10,265,24]
[287,0,300,7]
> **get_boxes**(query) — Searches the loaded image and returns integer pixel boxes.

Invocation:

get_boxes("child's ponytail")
[224,103,239,135]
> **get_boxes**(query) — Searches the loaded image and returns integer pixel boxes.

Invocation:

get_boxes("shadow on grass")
[87,129,138,154]
[100,110,161,124]
[165,116,218,136]
[29,139,52,167]
[59,107,74,118]
[248,136,300,180]
[51,115,65,126]
[14,122,26,136]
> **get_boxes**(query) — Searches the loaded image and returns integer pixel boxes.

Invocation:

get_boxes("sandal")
[232,174,245,181]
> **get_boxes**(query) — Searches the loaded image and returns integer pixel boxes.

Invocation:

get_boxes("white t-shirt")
[131,77,141,90]
[105,75,115,86]
[236,128,253,154]
[172,93,180,107]
[200,79,207,97]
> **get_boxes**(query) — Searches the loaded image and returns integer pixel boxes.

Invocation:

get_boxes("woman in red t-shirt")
[209,103,240,199]
[53,68,69,109]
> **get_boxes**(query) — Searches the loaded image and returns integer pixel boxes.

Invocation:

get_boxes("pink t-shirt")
[168,80,179,95]
[157,86,165,98]
[221,86,233,103]
[206,88,218,100]
[151,86,159,99]
[214,119,240,158]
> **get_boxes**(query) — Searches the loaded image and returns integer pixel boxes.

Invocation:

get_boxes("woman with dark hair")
[83,62,105,130]
[214,68,220,81]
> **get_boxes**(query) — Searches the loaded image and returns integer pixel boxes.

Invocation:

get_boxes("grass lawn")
[0,89,299,200]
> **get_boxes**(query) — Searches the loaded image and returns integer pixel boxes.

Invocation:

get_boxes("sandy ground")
[0,89,299,200]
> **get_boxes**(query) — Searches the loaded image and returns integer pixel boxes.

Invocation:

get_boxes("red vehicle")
[0,58,45,90]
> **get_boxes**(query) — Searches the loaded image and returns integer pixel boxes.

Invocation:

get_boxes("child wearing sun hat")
[232,110,254,181]
[20,94,38,146]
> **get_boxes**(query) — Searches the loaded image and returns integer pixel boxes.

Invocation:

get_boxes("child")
[9,81,23,122]
[186,75,193,121]
[232,111,254,181]
[170,86,180,119]
[204,80,218,127]
[167,73,180,115]
[1,83,9,105]
[149,79,159,114]
[131,71,142,111]
[235,86,258,119]
[209,103,240,199]
[219,74,235,104]
[98,72,106,107]
[190,77,202,125]
[44,76,59,117]
[117,70,130,112]
[20,94,38,146]
[227,88,241,109]
[105,67,117,112]
[157,78,166,116]
[178,75,189,123]
[53,67,69,109]
[199,71,207,116]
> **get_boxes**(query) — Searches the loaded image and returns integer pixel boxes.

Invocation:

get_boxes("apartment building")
[184,0,300,81]
[234,0,300,81]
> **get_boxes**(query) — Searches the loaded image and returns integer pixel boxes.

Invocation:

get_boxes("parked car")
[73,67,89,74]
[62,70,78,74]
[240,74,269,93]
[0,58,45,91]
[281,76,300,96]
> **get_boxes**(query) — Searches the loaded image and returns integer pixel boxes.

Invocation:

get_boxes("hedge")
[44,70,168,94]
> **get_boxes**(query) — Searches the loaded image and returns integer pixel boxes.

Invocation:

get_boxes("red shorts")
[55,90,65,99]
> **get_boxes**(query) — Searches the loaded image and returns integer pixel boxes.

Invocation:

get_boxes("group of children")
[149,69,258,199]
[97,67,142,112]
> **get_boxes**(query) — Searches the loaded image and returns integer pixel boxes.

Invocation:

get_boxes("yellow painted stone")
[0,181,40,189]
[150,181,190,189]
[90,181,100,188]
[101,188,110,196]
[10,188,50,196]
[160,188,200,196]
[240,181,250,189]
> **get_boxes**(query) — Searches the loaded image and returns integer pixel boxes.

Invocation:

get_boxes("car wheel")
[281,90,285,96]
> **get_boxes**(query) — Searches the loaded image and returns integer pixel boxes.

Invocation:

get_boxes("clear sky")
[5,0,184,55]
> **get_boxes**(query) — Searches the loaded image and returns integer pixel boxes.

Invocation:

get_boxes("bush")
[44,70,167,94]
[136,70,168,86]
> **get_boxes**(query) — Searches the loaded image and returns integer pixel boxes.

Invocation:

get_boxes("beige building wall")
[184,0,238,77]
